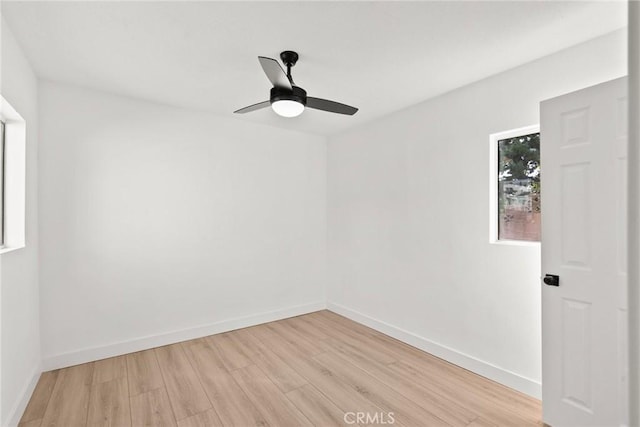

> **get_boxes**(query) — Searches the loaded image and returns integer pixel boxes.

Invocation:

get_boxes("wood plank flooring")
[19,311,541,426]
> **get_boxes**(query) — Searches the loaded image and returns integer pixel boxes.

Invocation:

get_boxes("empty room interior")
[1,1,639,426]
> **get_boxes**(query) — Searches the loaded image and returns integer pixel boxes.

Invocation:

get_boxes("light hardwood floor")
[19,310,541,426]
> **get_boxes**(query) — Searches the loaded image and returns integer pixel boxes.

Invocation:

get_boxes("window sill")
[490,239,540,247]
[0,244,25,255]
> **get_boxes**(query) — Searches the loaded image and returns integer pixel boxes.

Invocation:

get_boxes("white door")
[541,77,628,427]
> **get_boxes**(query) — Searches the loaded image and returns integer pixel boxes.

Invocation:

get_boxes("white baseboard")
[43,301,326,371]
[5,363,42,427]
[327,302,541,399]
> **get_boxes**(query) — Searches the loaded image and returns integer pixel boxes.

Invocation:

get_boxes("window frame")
[489,124,541,246]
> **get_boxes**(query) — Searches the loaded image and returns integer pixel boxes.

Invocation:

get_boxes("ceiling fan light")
[271,100,305,118]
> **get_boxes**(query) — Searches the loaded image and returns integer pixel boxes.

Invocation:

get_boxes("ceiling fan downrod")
[280,50,299,84]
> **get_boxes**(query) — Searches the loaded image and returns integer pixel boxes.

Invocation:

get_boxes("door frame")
[627,2,640,426]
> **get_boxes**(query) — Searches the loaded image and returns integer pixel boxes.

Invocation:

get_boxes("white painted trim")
[489,124,540,245]
[327,301,541,399]
[43,301,326,371]
[5,363,42,427]
[628,2,640,425]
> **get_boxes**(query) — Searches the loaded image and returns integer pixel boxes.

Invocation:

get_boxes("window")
[0,95,27,253]
[489,125,540,244]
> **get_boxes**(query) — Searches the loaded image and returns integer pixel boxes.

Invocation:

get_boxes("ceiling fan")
[234,51,358,118]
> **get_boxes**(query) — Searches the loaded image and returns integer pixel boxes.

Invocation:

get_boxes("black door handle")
[543,274,559,286]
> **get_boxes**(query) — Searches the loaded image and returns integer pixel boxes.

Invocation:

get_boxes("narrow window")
[0,95,27,253]
[489,125,540,244]
[498,131,540,241]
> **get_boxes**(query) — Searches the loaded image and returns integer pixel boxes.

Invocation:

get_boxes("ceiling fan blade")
[258,56,292,90]
[234,100,271,114]
[306,97,358,115]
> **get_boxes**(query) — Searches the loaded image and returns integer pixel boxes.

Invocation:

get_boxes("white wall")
[0,19,41,426]
[327,29,627,397]
[38,82,326,368]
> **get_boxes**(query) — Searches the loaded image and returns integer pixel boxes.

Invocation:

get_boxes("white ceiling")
[1,1,627,136]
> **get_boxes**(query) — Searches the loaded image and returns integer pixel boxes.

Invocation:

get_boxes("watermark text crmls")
[344,411,395,425]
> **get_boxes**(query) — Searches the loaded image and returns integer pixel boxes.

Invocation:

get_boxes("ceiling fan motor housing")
[270,86,307,106]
